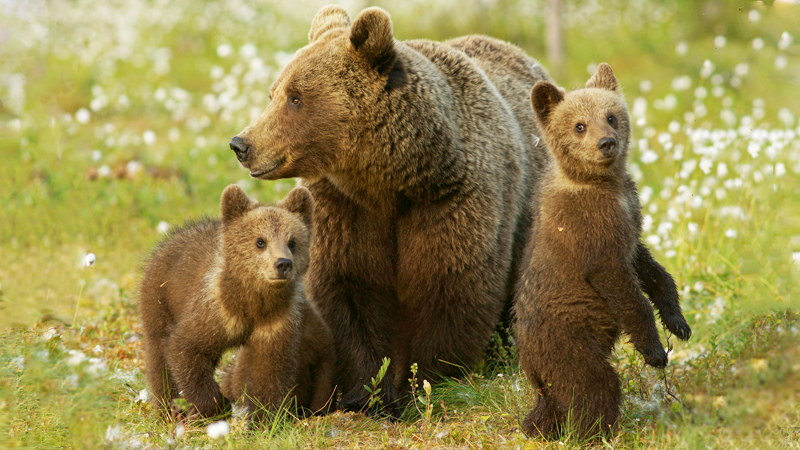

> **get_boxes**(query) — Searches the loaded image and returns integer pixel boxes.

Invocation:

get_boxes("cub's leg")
[634,243,692,340]
[166,325,230,418]
[144,335,179,419]
[587,264,668,368]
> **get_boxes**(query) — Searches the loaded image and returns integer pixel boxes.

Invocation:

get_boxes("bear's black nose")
[597,137,617,157]
[274,258,293,278]
[230,136,251,163]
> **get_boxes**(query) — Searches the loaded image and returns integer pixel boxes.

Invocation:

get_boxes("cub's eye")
[256,238,266,249]
[288,239,297,251]
[289,96,302,106]
[575,123,586,133]
[608,115,616,125]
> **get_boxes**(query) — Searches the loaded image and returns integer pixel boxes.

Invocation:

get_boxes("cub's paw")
[639,345,668,368]
[662,314,692,341]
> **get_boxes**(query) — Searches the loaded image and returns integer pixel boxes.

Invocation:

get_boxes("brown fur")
[514,64,691,440]
[220,297,336,420]
[139,186,321,420]
[229,6,551,415]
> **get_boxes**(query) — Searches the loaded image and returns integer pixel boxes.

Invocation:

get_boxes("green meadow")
[1,0,799,448]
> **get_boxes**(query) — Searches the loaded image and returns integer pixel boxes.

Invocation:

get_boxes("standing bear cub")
[514,64,692,440]
[140,185,334,420]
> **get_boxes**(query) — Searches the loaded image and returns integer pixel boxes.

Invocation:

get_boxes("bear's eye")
[607,114,616,125]
[575,123,586,133]
[256,238,266,249]
[288,238,297,251]
[289,96,302,107]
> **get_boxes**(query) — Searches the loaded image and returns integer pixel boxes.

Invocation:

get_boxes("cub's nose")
[597,137,617,157]
[274,258,293,278]
[230,136,251,163]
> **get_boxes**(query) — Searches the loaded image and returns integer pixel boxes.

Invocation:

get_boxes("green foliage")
[363,357,391,412]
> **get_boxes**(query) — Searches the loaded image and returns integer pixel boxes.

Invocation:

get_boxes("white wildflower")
[136,389,150,403]
[724,229,737,239]
[714,36,726,48]
[143,130,156,146]
[42,327,60,341]
[217,44,233,57]
[779,31,793,51]
[676,42,688,55]
[157,221,170,234]
[75,108,90,124]
[85,253,96,267]
[207,420,230,439]
[639,80,652,93]
[752,37,764,51]
[665,250,677,258]
[775,55,787,70]
[641,150,659,164]
[668,120,681,134]
[776,163,786,177]
[671,76,691,91]
[688,222,699,235]
[735,63,749,77]
[240,43,258,59]
[67,350,87,367]
[645,235,661,246]
[748,10,760,23]
[700,60,714,78]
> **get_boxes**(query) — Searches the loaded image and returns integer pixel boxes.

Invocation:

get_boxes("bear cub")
[514,64,692,439]
[140,185,335,420]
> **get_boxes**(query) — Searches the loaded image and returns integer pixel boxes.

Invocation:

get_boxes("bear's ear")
[585,63,618,91]
[309,5,351,43]
[220,185,253,224]
[531,81,565,126]
[278,187,315,229]
[350,7,399,77]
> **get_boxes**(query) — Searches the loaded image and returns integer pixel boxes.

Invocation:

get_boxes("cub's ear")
[278,187,315,229]
[531,81,565,126]
[220,185,253,224]
[586,63,618,91]
[350,7,398,77]
[309,5,351,43]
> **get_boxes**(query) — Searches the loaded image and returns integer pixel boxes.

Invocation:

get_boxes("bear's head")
[531,63,631,182]
[219,185,314,291]
[229,5,406,181]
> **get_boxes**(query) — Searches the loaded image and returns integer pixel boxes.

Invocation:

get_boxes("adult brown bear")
[230,5,550,415]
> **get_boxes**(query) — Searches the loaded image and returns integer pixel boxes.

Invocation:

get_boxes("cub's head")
[229,5,407,181]
[531,63,631,182]
[220,185,314,291]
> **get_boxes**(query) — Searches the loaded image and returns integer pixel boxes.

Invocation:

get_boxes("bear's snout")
[273,258,293,279]
[597,137,617,158]
[230,136,251,163]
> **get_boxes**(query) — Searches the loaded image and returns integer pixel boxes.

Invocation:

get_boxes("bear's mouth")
[250,157,287,179]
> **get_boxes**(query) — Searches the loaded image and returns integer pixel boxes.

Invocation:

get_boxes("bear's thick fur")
[140,186,333,419]
[514,64,691,439]
[220,297,336,420]
[230,5,550,413]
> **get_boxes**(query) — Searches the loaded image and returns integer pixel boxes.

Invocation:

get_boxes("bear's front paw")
[339,380,402,419]
[639,345,668,368]
[662,314,692,341]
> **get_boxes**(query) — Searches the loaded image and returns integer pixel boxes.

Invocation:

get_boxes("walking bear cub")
[514,64,692,439]
[140,185,335,420]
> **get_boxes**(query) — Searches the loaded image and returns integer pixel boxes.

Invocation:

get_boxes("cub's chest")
[537,189,632,246]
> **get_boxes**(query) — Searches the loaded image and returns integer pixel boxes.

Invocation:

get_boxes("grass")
[1,0,799,448]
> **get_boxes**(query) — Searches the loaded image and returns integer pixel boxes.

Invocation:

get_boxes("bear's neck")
[331,52,464,214]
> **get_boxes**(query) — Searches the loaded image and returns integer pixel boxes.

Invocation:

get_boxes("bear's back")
[140,217,221,326]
